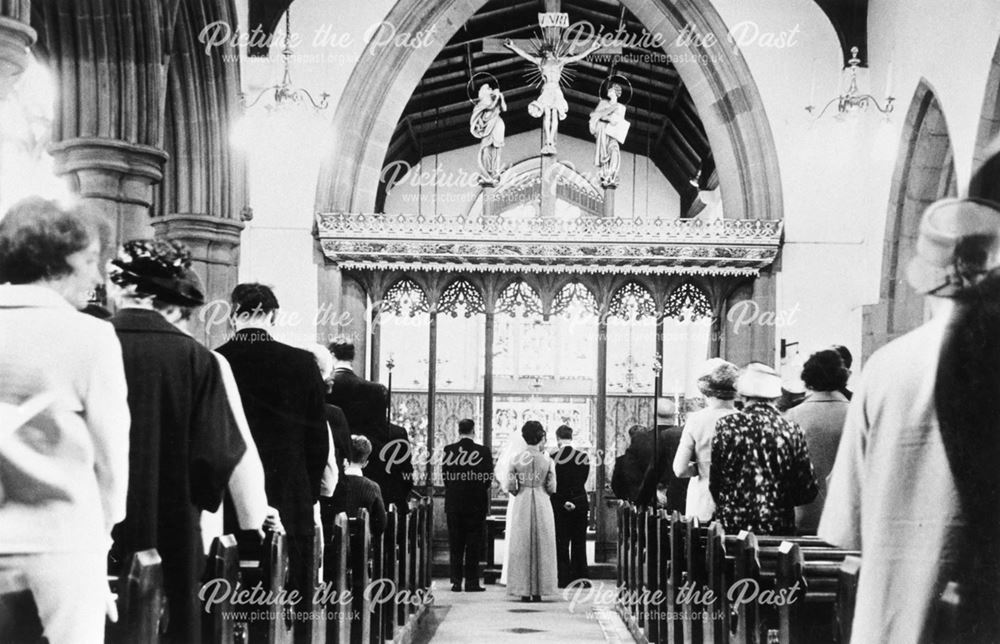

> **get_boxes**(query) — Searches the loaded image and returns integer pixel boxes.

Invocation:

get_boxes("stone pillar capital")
[49,137,169,208]
[151,213,244,262]
[0,15,36,96]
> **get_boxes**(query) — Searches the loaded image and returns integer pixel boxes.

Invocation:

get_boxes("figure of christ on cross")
[504,37,602,155]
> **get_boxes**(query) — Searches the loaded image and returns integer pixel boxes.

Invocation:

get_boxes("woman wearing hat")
[107,239,246,644]
[672,358,739,521]
[709,362,818,535]
[820,197,1000,642]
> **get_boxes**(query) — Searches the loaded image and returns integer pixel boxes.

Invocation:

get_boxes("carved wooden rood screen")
[316,210,783,561]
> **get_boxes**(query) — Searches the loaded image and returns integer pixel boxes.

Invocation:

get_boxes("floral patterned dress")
[709,402,818,534]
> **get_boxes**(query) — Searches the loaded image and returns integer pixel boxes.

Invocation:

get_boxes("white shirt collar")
[345,464,364,476]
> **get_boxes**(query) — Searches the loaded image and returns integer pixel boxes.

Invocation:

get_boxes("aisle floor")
[412,578,632,644]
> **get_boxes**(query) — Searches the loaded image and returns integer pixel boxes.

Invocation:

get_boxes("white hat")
[906,198,1000,297]
[655,397,677,420]
[736,362,782,399]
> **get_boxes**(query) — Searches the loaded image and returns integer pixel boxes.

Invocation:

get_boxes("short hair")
[801,349,850,392]
[348,435,372,463]
[832,345,853,369]
[0,197,106,284]
[329,337,356,361]
[231,283,279,316]
[555,425,573,440]
[521,420,545,446]
[627,424,647,439]
[458,418,475,434]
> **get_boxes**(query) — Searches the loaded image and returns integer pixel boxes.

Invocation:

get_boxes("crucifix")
[483,0,620,156]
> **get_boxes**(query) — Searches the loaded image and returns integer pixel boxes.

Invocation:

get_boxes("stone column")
[151,214,244,348]
[0,3,35,97]
[50,138,168,249]
[482,307,496,453]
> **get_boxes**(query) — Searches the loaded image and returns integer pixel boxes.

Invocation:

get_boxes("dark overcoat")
[110,309,245,644]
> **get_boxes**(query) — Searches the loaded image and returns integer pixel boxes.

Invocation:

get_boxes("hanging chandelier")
[806,47,894,119]
[240,10,329,112]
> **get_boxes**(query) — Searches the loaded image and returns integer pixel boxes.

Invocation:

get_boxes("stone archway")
[862,80,957,360]
[970,36,1000,204]
[313,0,783,225]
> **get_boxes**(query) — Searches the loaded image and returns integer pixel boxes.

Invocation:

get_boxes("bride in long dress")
[494,420,558,600]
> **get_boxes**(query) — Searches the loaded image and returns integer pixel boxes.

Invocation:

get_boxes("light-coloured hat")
[696,358,739,399]
[906,198,1000,297]
[655,397,677,421]
[736,362,782,399]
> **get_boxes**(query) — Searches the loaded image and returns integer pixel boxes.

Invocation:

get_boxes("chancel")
[1,0,999,643]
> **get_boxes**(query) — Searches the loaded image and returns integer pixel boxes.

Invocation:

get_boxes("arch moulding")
[313,0,783,224]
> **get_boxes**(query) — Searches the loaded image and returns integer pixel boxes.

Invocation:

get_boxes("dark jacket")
[636,425,689,512]
[442,436,494,517]
[551,445,590,510]
[216,328,328,536]
[367,422,415,512]
[111,309,245,644]
[329,473,386,536]
[611,430,653,502]
[327,367,390,443]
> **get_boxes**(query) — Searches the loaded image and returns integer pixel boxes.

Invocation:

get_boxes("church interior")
[1,0,999,642]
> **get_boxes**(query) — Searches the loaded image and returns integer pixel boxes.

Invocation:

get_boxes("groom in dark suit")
[551,425,591,586]
[442,419,494,592]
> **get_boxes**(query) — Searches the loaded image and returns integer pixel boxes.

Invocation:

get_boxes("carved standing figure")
[588,83,630,188]
[505,39,601,155]
[469,82,507,186]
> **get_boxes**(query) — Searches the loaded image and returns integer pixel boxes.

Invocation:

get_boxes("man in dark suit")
[327,338,413,512]
[327,338,389,443]
[215,283,328,640]
[636,399,688,513]
[441,419,493,592]
[611,425,651,502]
[550,425,590,587]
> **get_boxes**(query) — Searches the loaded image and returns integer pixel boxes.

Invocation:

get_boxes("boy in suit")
[442,419,493,591]
[551,425,591,586]
[327,435,386,536]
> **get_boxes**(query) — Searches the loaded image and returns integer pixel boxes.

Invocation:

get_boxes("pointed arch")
[863,79,957,359]
[664,283,713,322]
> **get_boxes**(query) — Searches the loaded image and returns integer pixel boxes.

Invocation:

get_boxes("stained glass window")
[663,283,713,321]
[608,282,656,321]
[381,278,429,317]
[438,280,485,317]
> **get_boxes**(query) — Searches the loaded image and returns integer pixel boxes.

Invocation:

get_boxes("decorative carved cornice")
[316,212,782,275]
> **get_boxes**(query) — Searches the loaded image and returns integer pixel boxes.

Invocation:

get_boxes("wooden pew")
[381,505,399,643]
[704,523,731,644]
[325,512,351,644]
[237,530,293,644]
[774,541,861,644]
[644,507,660,644]
[107,549,166,644]
[836,556,860,644]
[348,509,372,644]
[396,506,410,631]
[204,535,239,644]
[369,509,385,644]
[310,520,326,644]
